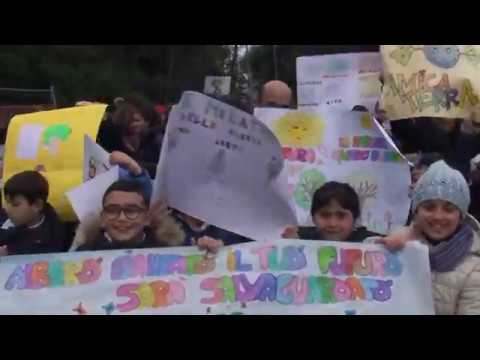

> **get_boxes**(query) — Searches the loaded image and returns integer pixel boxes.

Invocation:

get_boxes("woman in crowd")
[97,95,161,178]
[379,161,480,315]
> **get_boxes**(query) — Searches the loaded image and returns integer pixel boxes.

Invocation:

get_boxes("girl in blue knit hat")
[379,160,480,315]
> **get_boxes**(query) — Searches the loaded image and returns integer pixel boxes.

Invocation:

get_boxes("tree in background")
[0,45,232,106]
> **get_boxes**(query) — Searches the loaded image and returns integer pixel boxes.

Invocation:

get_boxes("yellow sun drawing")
[273,112,325,147]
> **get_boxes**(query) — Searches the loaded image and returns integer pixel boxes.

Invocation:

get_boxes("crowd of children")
[1,74,480,315]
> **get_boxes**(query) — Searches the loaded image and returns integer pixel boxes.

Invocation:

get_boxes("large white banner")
[297,52,382,113]
[153,91,297,242]
[254,108,411,234]
[0,240,434,315]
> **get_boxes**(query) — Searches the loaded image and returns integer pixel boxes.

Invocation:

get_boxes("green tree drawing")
[294,169,326,210]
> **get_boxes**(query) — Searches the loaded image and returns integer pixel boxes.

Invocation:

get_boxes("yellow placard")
[3,105,106,221]
[380,45,480,121]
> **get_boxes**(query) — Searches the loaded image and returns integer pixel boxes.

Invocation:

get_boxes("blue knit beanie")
[412,161,471,215]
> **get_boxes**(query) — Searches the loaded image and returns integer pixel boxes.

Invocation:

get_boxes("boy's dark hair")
[351,105,369,112]
[311,182,360,220]
[102,180,150,208]
[4,171,49,205]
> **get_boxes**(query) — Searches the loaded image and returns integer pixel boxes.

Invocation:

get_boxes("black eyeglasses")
[102,205,147,220]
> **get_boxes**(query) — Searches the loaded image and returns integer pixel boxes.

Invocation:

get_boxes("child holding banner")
[379,161,480,315]
[171,210,253,247]
[0,171,67,255]
[282,182,381,242]
[73,180,223,255]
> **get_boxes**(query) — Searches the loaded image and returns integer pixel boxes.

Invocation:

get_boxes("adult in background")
[469,154,480,222]
[259,80,293,108]
[97,94,161,178]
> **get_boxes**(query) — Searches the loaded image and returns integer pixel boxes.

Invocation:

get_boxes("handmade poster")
[152,91,297,242]
[380,45,480,120]
[67,166,119,223]
[297,53,382,113]
[83,135,111,182]
[0,239,434,315]
[3,105,106,221]
[204,76,232,96]
[254,108,411,234]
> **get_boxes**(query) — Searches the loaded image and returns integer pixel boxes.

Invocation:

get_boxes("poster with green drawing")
[254,107,411,235]
[381,45,480,120]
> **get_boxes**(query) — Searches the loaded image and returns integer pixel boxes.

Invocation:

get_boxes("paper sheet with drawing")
[67,166,119,223]
[83,135,111,182]
[153,91,297,242]
[380,45,480,120]
[3,105,106,221]
[297,52,382,113]
[254,107,411,234]
[204,76,232,96]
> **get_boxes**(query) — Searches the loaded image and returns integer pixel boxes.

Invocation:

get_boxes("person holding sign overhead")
[379,161,480,315]
[282,182,382,243]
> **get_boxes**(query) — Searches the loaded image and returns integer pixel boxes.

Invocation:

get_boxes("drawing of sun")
[273,112,325,147]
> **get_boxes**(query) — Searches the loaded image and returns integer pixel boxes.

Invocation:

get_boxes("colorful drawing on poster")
[345,170,379,209]
[389,45,480,69]
[102,302,115,315]
[72,302,87,315]
[324,57,351,73]
[42,124,72,155]
[0,240,435,314]
[273,112,325,147]
[88,158,97,179]
[381,45,480,120]
[360,114,374,129]
[293,169,326,210]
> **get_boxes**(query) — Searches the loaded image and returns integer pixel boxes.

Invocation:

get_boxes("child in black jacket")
[0,171,66,256]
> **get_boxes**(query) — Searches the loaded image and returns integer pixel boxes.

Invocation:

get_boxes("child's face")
[4,195,42,227]
[415,200,461,243]
[313,200,355,242]
[101,191,149,243]
[128,113,147,135]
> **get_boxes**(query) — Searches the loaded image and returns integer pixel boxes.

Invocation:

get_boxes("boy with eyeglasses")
[75,180,223,254]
